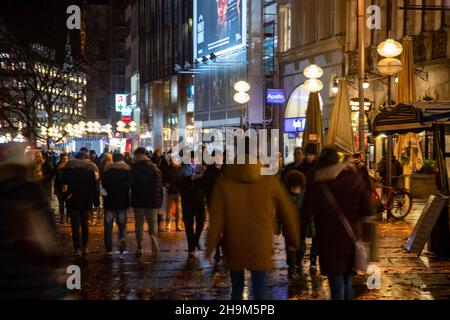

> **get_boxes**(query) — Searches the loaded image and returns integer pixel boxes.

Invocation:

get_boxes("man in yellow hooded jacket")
[206,148,300,300]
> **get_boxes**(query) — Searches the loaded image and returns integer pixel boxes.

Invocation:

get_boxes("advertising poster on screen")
[194,0,247,59]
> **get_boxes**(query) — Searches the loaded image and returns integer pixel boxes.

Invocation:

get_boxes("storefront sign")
[115,94,133,115]
[266,89,285,104]
[115,94,127,112]
[284,117,306,133]
[121,115,131,123]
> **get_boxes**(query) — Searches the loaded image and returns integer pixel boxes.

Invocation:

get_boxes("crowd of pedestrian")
[24,145,217,260]
[1,139,378,301]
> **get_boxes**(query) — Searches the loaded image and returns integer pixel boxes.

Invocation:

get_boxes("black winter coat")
[163,165,180,195]
[176,164,205,213]
[101,161,131,210]
[201,164,222,206]
[63,159,100,210]
[53,165,66,197]
[298,160,317,187]
[130,159,163,209]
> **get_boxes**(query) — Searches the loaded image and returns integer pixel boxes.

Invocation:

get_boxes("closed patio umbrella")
[397,36,416,104]
[326,79,355,154]
[396,36,422,191]
[302,91,323,150]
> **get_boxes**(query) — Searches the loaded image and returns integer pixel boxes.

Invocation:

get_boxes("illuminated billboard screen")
[194,0,247,59]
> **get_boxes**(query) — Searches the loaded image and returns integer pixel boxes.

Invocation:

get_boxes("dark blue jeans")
[69,209,90,251]
[229,270,267,300]
[181,205,205,252]
[104,209,127,252]
[328,274,353,300]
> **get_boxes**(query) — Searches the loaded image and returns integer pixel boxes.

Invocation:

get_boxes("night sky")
[0,0,91,59]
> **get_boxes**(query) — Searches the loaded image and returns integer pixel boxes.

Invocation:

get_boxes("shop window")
[283,84,323,163]
[284,84,323,119]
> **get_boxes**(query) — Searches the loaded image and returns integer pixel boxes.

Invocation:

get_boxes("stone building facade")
[278,0,450,165]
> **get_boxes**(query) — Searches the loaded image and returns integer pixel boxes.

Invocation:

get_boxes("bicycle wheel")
[388,189,412,220]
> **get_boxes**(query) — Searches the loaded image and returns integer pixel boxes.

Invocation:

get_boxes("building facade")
[193,0,276,131]
[84,0,126,124]
[278,0,450,165]
[138,0,194,151]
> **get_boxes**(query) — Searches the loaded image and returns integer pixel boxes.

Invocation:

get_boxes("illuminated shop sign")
[266,89,285,104]
[284,117,306,133]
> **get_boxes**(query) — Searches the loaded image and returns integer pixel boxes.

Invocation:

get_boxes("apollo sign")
[266,89,285,104]
[284,117,306,133]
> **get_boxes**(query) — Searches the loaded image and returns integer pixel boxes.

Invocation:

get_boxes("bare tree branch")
[0,27,86,146]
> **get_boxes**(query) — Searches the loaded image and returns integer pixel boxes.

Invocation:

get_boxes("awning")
[372,102,450,136]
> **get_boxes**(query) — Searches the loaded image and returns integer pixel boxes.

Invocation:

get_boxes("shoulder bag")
[320,183,369,274]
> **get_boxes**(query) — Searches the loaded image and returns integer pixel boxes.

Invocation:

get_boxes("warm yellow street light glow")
[303,64,323,79]
[233,81,250,93]
[233,92,250,104]
[304,78,323,93]
[377,57,402,76]
[377,38,403,58]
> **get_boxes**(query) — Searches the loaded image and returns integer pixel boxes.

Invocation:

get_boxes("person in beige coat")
[206,154,300,300]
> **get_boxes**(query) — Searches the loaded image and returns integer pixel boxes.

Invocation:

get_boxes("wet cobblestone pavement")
[54,199,450,300]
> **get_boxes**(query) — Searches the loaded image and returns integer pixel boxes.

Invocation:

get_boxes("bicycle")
[370,178,413,220]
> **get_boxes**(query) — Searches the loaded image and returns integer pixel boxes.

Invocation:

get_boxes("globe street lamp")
[303,64,324,79]
[304,78,324,93]
[303,64,324,147]
[303,64,324,93]
[233,80,251,129]
[377,35,403,208]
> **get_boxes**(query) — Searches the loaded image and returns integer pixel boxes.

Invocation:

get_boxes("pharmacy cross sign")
[115,94,127,112]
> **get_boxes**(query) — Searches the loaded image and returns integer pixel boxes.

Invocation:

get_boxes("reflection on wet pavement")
[53,199,450,300]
